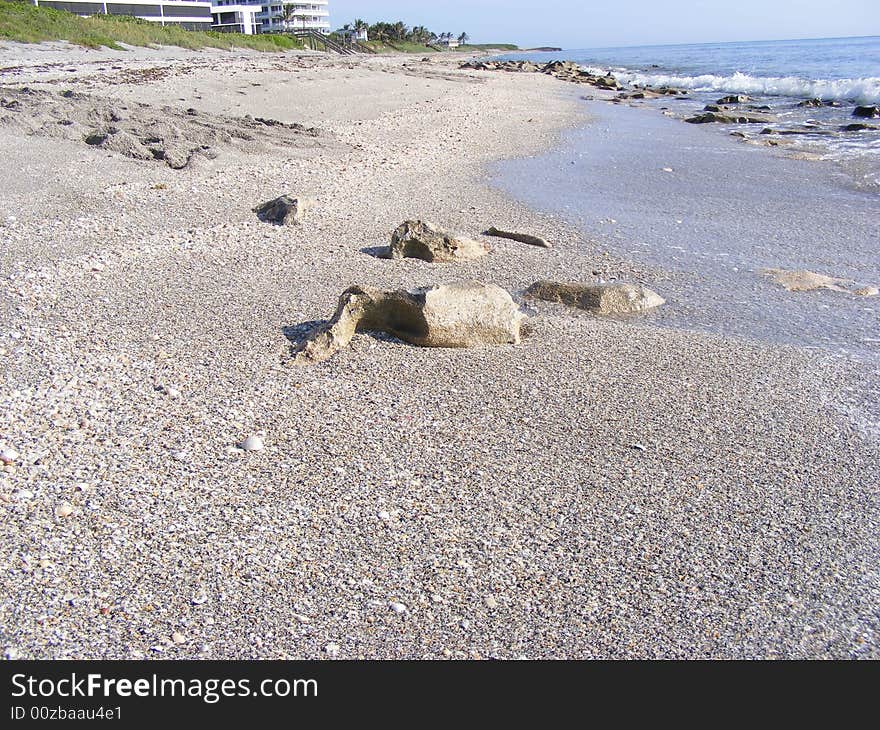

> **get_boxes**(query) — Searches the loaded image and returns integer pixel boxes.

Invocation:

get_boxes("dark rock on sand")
[254,195,311,226]
[717,94,750,104]
[484,226,550,248]
[841,122,878,132]
[798,98,824,107]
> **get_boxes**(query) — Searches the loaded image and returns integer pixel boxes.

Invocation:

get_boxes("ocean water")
[497,36,880,190]
[490,36,880,368]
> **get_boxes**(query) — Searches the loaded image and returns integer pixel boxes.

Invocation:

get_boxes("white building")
[282,1,330,33]
[31,0,213,30]
[210,3,259,33]
[337,26,367,42]
[210,0,329,34]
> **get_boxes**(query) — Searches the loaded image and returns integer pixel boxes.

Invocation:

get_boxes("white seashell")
[239,435,264,452]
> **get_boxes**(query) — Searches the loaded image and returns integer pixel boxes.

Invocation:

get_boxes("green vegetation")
[340,17,517,53]
[0,1,305,51]
[456,44,519,52]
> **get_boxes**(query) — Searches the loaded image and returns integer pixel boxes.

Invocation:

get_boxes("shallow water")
[497,37,880,191]
[491,100,880,363]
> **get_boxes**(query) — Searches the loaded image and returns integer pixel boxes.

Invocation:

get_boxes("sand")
[0,43,878,660]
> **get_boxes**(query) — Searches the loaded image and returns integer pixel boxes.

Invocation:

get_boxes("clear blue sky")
[329,1,879,48]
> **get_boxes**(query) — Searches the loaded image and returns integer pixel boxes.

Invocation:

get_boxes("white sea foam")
[610,70,880,104]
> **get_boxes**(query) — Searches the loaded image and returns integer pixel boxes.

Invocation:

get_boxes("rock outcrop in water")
[460,60,621,90]
[685,112,772,124]
[853,105,880,118]
[293,281,525,363]
[526,281,665,314]
[763,268,879,296]
[388,220,489,262]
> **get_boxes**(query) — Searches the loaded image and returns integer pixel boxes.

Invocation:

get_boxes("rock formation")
[526,281,665,314]
[388,220,489,262]
[293,281,525,363]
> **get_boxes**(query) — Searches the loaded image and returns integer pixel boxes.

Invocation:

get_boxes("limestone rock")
[254,195,311,226]
[293,281,525,363]
[526,281,665,314]
[389,220,489,262]
[763,268,878,296]
[485,226,550,248]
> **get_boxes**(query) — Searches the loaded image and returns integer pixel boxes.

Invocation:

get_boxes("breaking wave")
[610,70,880,104]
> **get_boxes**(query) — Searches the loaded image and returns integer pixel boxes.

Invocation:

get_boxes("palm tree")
[354,18,368,38]
[458,32,469,45]
[391,21,408,42]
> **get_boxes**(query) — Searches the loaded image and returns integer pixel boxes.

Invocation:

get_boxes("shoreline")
[1,46,878,659]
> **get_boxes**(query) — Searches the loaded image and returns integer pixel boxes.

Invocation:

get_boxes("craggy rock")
[254,195,311,226]
[389,220,489,262]
[797,98,824,107]
[685,112,772,124]
[841,123,878,132]
[484,226,550,248]
[526,281,665,314]
[293,281,525,363]
[763,268,879,296]
[853,105,880,118]
[717,94,751,104]
[460,59,621,90]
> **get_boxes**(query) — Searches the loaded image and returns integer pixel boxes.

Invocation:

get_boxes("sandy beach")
[1,43,878,660]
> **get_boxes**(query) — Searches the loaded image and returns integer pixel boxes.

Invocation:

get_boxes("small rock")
[55,503,74,518]
[324,643,340,657]
[485,596,498,609]
[253,194,311,226]
[171,631,186,645]
[389,602,407,614]
[378,510,391,521]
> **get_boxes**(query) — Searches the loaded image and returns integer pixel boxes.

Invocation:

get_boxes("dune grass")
[0,1,305,51]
